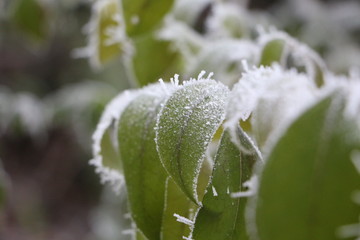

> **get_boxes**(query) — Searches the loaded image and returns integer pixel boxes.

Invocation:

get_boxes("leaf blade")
[253,93,360,240]
[193,128,258,240]
[118,92,168,240]
[156,80,229,203]
[122,0,175,37]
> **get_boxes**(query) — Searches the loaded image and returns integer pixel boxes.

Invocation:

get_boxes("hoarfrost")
[156,74,229,203]
[257,29,326,82]
[231,175,258,198]
[90,81,179,193]
[72,0,132,69]
[90,90,140,193]
[173,213,194,226]
[226,65,320,154]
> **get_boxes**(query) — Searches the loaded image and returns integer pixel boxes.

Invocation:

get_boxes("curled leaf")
[156,79,229,203]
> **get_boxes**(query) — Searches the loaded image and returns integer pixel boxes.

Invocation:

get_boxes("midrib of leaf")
[174,95,212,203]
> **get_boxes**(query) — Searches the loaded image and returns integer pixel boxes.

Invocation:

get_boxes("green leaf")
[313,60,325,88]
[118,93,168,240]
[161,177,196,240]
[193,128,257,240]
[156,80,229,203]
[254,93,360,240]
[96,0,123,66]
[136,230,148,240]
[259,39,285,66]
[100,122,122,171]
[12,0,47,40]
[122,0,175,37]
[133,34,179,86]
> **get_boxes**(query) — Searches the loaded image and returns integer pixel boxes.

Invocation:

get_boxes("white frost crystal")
[226,65,320,153]
[90,81,179,193]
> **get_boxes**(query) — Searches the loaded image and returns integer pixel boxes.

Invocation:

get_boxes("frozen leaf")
[75,0,130,69]
[226,65,319,153]
[161,178,196,240]
[90,90,140,193]
[257,30,326,86]
[259,39,286,66]
[122,0,175,37]
[252,92,360,240]
[156,78,229,203]
[118,83,177,240]
[193,127,259,240]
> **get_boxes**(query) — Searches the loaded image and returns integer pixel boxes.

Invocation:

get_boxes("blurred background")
[0,0,359,239]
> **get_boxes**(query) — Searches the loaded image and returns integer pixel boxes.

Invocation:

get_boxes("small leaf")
[96,0,123,65]
[193,128,258,240]
[99,123,121,171]
[156,80,229,203]
[133,34,179,86]
[253,93,360,240]
[259,39,286,66]
[90,90,140,193]
[122,0,175,37]
[118,91,169,240]
[12,0,47,40]
[161,177,196,240]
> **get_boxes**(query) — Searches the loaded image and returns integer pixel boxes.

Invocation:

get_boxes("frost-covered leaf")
[75,0,130,69]
[193,128,258,240]
[118,84,177,240]
[161,177,196,240]
[90,90,140,193]
[156,78,229,203]
[252,93,360,240]
[122,0,175,37]
[257,30,326,86]
[259,39,286,66]
[226,66,318,152]
[95,0,124,66]
[133,34,179,86]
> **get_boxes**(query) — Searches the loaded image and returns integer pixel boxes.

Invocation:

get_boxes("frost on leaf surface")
[226,65,320,153]
[156,75,229,203]
[117,82,179,240]
[73,0,131,69]
[193,127,258,240]
[257,30,326,86]
[90,90,140,193]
